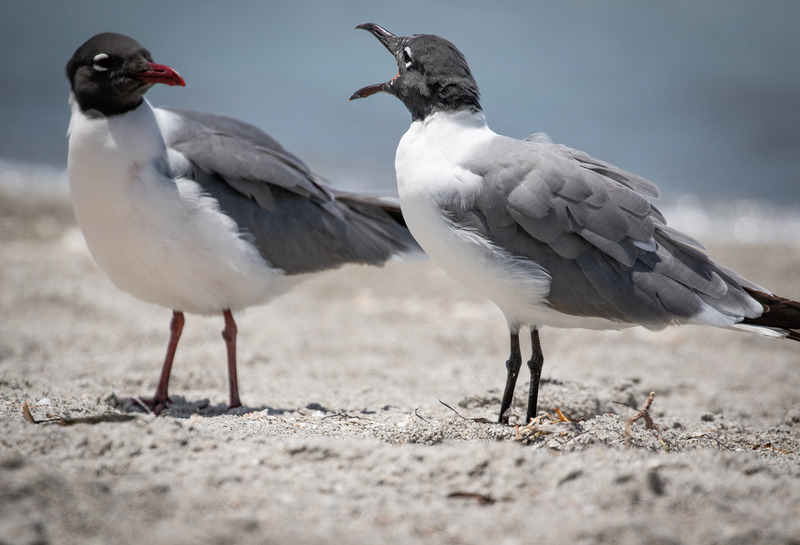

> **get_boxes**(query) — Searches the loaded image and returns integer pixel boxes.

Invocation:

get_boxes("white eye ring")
[403,46,413,69]
[92,53,110,72]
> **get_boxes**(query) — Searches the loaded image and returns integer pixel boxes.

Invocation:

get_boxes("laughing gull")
[66,32,419,414]
[351,23,800,424]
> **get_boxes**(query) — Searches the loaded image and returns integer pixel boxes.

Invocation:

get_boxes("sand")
[1,177,799,545]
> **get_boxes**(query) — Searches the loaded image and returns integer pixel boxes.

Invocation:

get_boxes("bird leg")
[131,310,184,415]
[498,332,522,424]
[525,329,544,424]
[222,310,242,409]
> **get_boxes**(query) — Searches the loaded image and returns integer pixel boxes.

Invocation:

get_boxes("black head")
[350,23,481,121]
[66,32,185,117]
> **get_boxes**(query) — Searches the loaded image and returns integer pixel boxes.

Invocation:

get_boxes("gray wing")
[161,108,420,274]
[455,135,763,327]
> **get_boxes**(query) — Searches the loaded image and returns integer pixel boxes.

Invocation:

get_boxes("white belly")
[399,192,562,329]
[395,113,625,331]
[67,99,288,315]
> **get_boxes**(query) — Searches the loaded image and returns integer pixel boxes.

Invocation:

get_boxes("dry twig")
[438,400,494,424]
[514,409,582,442]
[447,491,495,505]
[750,443,793,455]
[413,409,431,424]
[624,392,667,450]
[21,401,135,426]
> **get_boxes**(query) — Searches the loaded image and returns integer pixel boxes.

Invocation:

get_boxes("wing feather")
[157,108,419,274]
[451,133,762,327]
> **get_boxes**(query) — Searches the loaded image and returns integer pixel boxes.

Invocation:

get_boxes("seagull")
[351,23,800,424]
[66,32,420,414]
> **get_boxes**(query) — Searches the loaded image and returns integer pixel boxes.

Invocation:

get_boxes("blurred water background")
[1,0,799,245]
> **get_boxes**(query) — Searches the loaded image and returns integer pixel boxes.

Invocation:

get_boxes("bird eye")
[403,46,413,69]
[92,53,111,72]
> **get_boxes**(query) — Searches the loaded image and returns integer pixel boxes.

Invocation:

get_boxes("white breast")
[67,96,288,315]
[395,111,624,331]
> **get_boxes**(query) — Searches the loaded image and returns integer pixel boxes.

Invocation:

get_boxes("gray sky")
[2,0,799,203]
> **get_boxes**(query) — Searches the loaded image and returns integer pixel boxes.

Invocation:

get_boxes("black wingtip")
[742,287,800,341]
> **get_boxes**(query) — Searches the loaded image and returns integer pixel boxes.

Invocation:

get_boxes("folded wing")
[160,108,420,274]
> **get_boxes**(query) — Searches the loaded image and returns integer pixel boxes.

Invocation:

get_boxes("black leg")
[498,331,522,424]
[525,328,544,424]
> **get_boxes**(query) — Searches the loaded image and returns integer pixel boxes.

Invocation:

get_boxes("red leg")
[222,309,242,409]
[132,310,184,415]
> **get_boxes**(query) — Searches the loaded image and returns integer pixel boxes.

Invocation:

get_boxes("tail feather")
[333,191,409,228]
[741,288,800,342]
[332,190,426,261]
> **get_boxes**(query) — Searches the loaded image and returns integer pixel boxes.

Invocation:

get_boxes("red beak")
[133,62,185,87]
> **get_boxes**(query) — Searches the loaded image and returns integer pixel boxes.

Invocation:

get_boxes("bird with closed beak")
[66,32,420,414]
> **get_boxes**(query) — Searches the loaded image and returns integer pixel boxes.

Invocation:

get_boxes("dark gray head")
[66,32,185,117]
[350,23,481,121]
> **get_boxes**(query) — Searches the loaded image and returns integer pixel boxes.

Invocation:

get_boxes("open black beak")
[356,23,400,53]
[350,23,401,100]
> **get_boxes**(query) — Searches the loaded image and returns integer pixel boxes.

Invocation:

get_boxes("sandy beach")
[1,176,799,545]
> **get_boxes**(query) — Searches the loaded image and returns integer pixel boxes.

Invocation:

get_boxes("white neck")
[69,96,169,209]
[395,109,494,203]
